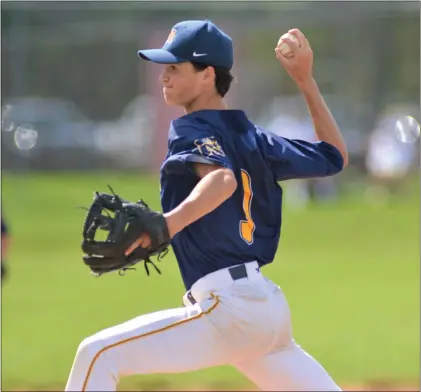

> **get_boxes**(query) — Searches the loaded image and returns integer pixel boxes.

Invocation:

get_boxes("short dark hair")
[191,62,234,98]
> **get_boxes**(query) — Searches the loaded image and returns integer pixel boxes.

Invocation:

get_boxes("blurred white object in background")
[366,126,415,179]
[4,96,94,150]
[14,124,38,150]
[1,105,15,132]
[366,105,418,180]
[394,115,420,144]
[93,95,156,167]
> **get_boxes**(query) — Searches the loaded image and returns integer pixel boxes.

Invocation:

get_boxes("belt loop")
[187,291,196,305]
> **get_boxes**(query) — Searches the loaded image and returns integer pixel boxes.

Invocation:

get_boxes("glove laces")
[118,247,169,277]
[144,248,169,276]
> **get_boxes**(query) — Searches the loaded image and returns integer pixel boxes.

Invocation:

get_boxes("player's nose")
[159,71,170,85]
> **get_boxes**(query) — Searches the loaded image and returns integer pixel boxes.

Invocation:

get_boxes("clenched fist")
[275,29,314,85]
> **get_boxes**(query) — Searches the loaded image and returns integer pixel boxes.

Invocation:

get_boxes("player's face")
[159,63,213,107]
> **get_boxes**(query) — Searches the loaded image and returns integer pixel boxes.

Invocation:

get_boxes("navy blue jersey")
[160,110,343,290]
[1,219,7,235]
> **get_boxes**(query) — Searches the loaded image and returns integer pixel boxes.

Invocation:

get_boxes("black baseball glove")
[81,186,170,277]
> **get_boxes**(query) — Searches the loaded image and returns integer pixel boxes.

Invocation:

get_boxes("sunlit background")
[1,2,419,391]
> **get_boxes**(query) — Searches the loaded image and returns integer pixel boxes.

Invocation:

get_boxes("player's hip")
[183,261,292,355]
[183,261,261,305]
[182,261,289,328]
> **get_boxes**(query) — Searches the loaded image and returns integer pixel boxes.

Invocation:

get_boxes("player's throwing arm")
[275,29,348,166]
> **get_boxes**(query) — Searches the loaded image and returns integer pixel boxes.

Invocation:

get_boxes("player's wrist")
[296,76,317,93]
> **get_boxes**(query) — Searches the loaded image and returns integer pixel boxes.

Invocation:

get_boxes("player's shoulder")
[170,113,213,143]
[168,110,264,159]
[253,124,288,148]
[167,115,222,158]
[171,109,254,138]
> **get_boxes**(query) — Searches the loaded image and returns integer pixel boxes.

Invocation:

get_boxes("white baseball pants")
[65,261,341,391]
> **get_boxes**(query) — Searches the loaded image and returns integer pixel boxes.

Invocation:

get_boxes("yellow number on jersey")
[240,169,255,244]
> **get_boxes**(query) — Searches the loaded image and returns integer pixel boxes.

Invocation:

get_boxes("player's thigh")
[77,296,232,376]
[234,341,341,391]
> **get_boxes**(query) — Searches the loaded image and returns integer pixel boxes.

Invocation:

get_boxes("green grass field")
[1,172,419,391]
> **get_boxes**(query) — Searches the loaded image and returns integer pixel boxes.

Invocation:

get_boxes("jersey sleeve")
[257,129,344,181]
[164,126,233,176]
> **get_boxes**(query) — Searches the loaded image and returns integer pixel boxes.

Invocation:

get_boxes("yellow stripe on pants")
[82,296,221,391]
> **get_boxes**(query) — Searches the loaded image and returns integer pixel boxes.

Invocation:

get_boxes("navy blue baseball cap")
[137,20,233,70]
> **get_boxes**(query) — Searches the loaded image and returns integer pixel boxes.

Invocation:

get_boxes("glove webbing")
[118,247,169,276]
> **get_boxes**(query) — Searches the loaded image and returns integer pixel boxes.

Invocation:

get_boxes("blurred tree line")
[2,1,419,125]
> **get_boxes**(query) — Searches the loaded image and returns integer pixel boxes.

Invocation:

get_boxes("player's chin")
[162,89,178,106]
[163,96,178,106]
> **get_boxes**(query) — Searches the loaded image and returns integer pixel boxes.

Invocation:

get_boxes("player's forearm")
[164,169,237,238]
[298,77,349,166]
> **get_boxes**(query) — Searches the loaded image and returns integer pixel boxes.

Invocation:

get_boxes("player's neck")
[183,94,228,115]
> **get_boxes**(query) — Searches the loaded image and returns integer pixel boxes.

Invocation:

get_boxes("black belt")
[186,264,249,305]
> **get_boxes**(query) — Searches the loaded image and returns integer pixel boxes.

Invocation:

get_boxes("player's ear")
[203,66,215,83]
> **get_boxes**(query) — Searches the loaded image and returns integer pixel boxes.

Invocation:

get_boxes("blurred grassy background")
[1,2,419,391]
[1,172,419,391]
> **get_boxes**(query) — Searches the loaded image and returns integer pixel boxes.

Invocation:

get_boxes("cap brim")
[137,49,187,64]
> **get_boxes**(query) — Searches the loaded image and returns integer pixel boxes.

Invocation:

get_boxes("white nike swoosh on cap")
[192,52,207,57]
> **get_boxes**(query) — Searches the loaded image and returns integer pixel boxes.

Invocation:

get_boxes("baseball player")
[66,20,348,391]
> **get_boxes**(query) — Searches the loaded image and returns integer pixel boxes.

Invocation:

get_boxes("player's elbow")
[335,140,349,168]
[342,151,349,168]
[337,146,349,168]
[321,142,348,174]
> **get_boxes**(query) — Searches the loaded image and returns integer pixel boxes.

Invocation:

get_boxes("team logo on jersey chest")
[194,137,226,157]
